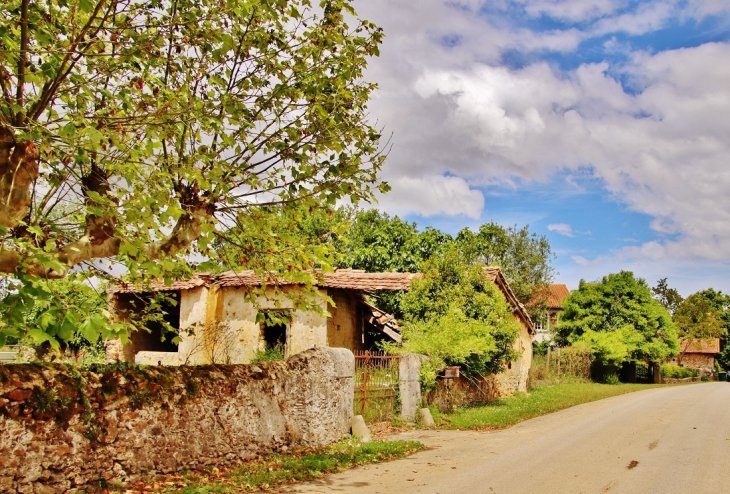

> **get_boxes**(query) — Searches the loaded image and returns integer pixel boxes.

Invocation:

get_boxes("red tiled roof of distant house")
[680,338,721,354]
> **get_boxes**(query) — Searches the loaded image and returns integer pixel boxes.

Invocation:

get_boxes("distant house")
[667,338,721,370]
[532,284,570,343]
[107,267,534,394]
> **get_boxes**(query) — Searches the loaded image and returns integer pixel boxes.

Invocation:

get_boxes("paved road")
[282,383,730,494]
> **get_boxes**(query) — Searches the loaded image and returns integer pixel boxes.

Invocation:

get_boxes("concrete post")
[325,348,355,435]
[399,353,423,422]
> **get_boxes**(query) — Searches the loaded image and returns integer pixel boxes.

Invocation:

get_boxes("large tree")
[555,271,679,366]
[387,247,521,376]
[651,278,684,315]
[454,222,555,317]
[0,0,386,346]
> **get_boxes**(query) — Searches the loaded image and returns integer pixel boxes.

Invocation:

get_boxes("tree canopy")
[673,291,727,342]
[0,0,386,347]
[555,271,679,365]
[454,223,554,317]
[385,248,521,376]
[651,278,684,315]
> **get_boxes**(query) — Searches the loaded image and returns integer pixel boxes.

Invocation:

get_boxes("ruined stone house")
[107,267,534,393]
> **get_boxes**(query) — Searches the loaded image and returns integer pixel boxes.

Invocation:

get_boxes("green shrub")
[532,340,550,357]
[660,365,698,379]
[604,372,620,385]
[250,343,286,364]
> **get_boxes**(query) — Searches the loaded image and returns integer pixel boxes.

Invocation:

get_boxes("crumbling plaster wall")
[326,288,362,350]
[492,320,533,396]
[0,348,354,494]
[129,286,328,365]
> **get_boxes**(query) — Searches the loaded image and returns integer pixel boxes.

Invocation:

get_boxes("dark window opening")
[117,291,180,353]
[259,310,290,352]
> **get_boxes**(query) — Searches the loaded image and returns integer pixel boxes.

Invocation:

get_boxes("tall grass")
[529,345,592,385]
[431,382,668,430]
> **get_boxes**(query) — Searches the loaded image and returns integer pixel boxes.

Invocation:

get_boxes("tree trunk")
[0,127,38,229]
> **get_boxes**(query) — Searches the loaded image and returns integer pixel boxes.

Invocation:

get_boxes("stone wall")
[0,348,354,494]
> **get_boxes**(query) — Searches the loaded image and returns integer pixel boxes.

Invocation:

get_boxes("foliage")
[419,360,438,394]
[454,223,555,318]
[429,382,669,430]
[250,343,286,364]
[673,292,727,341]
[661,365,698,379]
[1,277,120,351]
[532,340,551,357]
[555,271,679,365]
[337,209,452,273]
[0,0,386,346]
[529,344,592,384]
[126,438,425,493]
[651,278,684,315]
[385,248,521,376]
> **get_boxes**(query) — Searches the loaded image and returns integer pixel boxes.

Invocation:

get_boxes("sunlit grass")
[431,382,671,430]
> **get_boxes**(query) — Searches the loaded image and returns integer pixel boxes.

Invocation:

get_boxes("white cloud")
[354,0,730,266]
[375,175,485,219]
[517,0,624,22]
[549,223,575,237]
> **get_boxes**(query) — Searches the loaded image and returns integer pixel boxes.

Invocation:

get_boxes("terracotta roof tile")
[107,267,534,332]
[108,275,209,294]
[680,338,720,354]
[323,270,420,290]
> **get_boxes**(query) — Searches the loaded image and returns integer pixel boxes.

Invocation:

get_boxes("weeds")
[119,439,425,493]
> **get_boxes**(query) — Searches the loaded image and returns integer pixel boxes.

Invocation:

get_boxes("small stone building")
[107,270,417,366]
[107,267,534,395]
[667,338,721,370]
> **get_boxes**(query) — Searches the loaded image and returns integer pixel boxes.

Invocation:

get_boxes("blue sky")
[354,0,730,296]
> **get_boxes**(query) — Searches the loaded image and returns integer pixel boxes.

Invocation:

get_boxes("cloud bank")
[357,0,730,270]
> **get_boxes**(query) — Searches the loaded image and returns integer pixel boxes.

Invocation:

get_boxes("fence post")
[399,354,423,422]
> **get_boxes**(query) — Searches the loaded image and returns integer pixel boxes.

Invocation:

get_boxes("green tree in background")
[672,289,730,370]
[454,223,555,317]
[555,271,679,366]
[0,0,386,347]
[385,248,521,376]
[673,292,727,341]
[336,209,452,273]
[652,278,684,315]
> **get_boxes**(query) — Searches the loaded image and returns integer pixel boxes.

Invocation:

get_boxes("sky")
[352,0,730,296]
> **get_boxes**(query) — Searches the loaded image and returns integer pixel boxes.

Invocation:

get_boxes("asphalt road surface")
[282,383,730,494]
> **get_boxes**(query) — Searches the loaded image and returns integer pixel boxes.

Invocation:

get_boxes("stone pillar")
[399,353,423,422]
[653,362,662,383]
[325,347,355,435]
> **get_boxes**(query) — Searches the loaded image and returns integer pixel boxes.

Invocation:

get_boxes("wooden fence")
[353,350,401,423]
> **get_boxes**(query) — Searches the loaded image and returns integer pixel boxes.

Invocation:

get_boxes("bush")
[532,340,550,357]
[250,343,286,364]
[660,365,698,379]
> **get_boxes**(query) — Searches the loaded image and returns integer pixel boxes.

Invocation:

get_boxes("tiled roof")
[212,269,419,291]
[483,267,535,334]
[546,284,570,309]
[108,267,534,332]
[529,283,570,309]
[680,338,721,354]
[110,269,419,293]
[108,274,209,294]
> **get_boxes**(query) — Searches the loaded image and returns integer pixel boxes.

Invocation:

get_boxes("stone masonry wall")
[0,347,354,494]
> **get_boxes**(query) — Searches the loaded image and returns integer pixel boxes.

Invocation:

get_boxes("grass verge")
[118,439,425,493]
[431,382,671,430]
